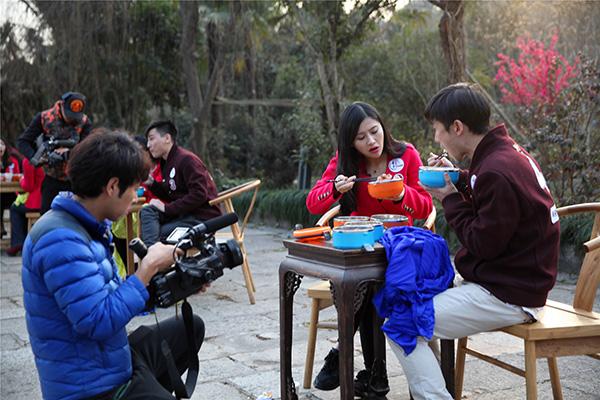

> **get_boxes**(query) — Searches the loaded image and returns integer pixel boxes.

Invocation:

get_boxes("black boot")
[368,359,390,397]
[353,369,370,397]
[313,348,339,390]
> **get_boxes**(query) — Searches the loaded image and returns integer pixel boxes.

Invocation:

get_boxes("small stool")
[26,212,41,231]
[303,280,337,389]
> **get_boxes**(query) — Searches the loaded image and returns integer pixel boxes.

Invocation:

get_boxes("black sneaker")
[313,348,339,390]
[368,359,390,397]
[353,369,370,397]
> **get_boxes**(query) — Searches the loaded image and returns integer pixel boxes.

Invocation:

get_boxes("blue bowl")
[332,225,375,249]
[418,167,460,188]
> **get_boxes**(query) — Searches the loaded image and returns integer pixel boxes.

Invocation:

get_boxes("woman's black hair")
[336,102,406,215]
[0,137,9,171]
[0,137,21,172]
[67,129,151,198]
[424,83,490,135]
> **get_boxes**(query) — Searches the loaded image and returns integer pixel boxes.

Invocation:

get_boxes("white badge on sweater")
[388,158,404,173]
[550,204,559,224]
[169,167,177,191]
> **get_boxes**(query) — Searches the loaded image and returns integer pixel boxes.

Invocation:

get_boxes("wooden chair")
[209,179,261,305]
[303,205,438,388]
[454,202,600,400]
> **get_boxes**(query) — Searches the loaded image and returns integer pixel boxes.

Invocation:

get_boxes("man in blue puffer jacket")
[22,129,205,400]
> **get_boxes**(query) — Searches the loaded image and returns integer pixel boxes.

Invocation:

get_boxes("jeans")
[9,203,37,247]
[140,205,202,246]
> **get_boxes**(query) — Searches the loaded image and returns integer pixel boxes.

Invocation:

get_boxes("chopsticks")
[326,177,378,183]
[432,151,449,160]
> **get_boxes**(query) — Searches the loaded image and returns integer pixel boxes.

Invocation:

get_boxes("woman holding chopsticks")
[306,102,432,224]
[305,102,433,398]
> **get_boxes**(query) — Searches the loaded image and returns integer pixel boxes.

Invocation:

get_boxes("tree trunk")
[179,0,225,164]
[180,0,204,156]
[430,0,466,83]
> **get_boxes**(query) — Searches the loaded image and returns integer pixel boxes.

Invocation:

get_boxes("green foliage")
[342,8,448,163]
[2,0,598,205]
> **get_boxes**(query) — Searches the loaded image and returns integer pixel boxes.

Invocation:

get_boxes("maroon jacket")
[442,125,560,307]
[149,145,221,221]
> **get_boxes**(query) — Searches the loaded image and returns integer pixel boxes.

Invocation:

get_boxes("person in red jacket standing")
[6,158,45,256]
[387,83,560,399]
[307,102,432,398]
[1,137,22,238]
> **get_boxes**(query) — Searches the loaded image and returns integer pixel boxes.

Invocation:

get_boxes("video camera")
[129,213,244,308]
[30,134,78,167]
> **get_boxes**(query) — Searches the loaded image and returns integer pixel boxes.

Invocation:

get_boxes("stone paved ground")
[1,225,598,399]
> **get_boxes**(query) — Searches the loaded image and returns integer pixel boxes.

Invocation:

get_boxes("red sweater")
[19,158,44,210]
[442,125,560,307]
[2,155,21,174]
[306,143,433,224]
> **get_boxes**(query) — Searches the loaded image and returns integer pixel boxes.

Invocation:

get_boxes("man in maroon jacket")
[140,120,221,246]
[387,83,560,399]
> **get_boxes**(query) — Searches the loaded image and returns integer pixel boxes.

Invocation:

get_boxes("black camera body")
[130,213,243,308]
[30,134,78,167]
[148,237,242,308]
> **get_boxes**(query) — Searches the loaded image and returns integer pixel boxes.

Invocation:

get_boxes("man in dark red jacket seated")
[386,83,560,399]
[140,120,221,246]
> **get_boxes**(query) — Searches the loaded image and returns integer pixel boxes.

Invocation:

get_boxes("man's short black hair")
[145,120,178,142]
[68,129,150,198]
[424,83,491,135]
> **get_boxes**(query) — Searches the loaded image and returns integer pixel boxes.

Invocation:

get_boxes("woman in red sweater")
[307,102,432,397]
[7,158,44,255]
[306,103,432,223]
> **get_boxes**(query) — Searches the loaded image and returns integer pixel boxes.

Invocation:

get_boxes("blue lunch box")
[332,225,376,249]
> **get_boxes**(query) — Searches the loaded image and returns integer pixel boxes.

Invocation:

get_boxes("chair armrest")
[423,206,437,232]
[209,180,261,206]
[556,202,600,217]
[316,205,341,227]
[584,235,600,253]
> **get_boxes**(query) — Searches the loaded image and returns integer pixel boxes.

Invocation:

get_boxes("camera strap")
[161,299,198,399]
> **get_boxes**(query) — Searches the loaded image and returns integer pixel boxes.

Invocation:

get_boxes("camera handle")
[129,238,199,399]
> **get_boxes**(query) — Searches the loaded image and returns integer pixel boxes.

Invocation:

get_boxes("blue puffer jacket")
[22,193,149,400]
[373,226,454,355]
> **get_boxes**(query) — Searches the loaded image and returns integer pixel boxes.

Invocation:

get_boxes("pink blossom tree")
[494,32,578,108]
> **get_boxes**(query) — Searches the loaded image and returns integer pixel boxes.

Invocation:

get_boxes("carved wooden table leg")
[280,268,302,400]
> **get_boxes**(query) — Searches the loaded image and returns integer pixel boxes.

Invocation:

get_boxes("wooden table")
[0,181,24,194]
[279,238,455,400]
[124,198,145,275]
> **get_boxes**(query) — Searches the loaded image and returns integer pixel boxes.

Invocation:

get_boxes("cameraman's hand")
[135,242,178,285]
